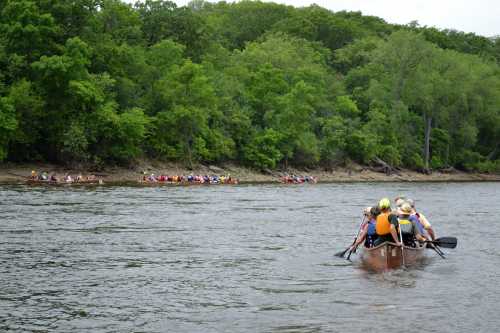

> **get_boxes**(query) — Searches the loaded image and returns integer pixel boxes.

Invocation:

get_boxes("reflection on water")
[1,182,500,332]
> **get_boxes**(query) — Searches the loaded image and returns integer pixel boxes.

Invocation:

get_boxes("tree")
[148,60,233,166]
[0,0,59,79]
[243,129,282,169]
[0,96,17,160]
[6,79,44,161]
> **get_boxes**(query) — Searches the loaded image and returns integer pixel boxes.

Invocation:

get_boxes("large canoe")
[26,179,103,185]
[138,179,239,186]
[361,242,426,271]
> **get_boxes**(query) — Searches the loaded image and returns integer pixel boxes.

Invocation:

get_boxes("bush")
[404,153,425,170]
[378,145,401,167]
[430,156,446,169]
[243,129,283,169]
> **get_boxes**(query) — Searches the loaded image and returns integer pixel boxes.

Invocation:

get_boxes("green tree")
[0,96,17,160]
[149,60,233,166]
[243,128,282,169]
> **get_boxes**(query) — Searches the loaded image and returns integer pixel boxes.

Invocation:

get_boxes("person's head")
[398,203,412,216]
[370,206,381,218]
[378,197,391,211]
[363,206,372,218]
[394,195,406,202]
[395,197,406,208]
[405,198,416,214]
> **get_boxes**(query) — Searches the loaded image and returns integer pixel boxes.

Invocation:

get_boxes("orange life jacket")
[376,212,392,236]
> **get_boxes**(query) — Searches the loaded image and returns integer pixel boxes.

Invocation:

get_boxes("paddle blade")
[430,245,446,259]
[334,247,350,258]
[434,237,457,249]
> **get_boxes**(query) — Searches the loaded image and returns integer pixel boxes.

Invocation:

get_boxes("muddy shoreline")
[1,162,499,185]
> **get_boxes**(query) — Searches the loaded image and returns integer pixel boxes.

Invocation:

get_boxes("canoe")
[26,179,103,185]
[139,180,239,186]
[360,241,426,271]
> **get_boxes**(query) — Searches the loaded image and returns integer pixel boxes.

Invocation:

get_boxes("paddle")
[334,215,365,258]
[427,242,446,259]
[398,220,405,267]
[334,245,352,258]
[426,237,457,249]
[346,243,357,261]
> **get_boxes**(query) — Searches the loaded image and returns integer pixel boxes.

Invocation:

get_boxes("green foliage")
[319,115,348,166]
[61,123,89,163]
[345,130,378,164]
[243,129,283,169]
[203,0,293,50]
[96,0,143,45]
[7,79,44,161]
[110,108,149,162]
[0,96,17,160]
[0,0,59,64]
[0,0,498,173]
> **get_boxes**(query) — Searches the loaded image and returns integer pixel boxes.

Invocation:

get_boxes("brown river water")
[1,182,499,332]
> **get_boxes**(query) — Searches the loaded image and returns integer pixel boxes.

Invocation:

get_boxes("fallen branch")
[371,157,402,176]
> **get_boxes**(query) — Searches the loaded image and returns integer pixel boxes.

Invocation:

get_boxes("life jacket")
[398,216,416,246]
[376,212,392,235]
[364,219,377,248]
[398,217,414,235]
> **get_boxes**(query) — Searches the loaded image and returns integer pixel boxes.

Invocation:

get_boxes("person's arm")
[413,223,426,242]
[389,214,402,246]
[350,226,368,251]
[389,225,402,246]
[419,213,436,240]
[426,227,436,240]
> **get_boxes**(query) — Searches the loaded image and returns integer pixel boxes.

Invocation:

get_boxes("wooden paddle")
[334,215,365,258]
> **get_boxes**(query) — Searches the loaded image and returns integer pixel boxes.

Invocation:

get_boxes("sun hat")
[395,198,406,208]
[398,203,412,215]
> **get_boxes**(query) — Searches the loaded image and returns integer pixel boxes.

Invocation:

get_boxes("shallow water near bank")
[1,182,499,332]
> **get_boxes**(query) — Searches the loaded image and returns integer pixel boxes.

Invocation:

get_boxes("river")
[1,182,499,332]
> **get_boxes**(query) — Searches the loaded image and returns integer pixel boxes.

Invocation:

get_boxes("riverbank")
[1,161,499,184]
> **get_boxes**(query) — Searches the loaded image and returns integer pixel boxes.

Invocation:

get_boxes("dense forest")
[1,0,499,172]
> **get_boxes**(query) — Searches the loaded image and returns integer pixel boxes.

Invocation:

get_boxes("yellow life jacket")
[398,217,413,235]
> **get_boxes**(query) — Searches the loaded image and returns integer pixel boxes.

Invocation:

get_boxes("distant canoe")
[26,179,103,185]
[281,177,317,184]
[139,179,239,186]
[360,242,426,271]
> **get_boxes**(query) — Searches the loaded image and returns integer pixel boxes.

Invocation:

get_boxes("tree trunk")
[487,144,499,160]
[187,136,194,170]
[423,114,432,173]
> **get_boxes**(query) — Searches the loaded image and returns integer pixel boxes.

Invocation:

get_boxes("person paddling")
[406,199,436,241]
[349,206,380,252]
[374,198,402,247]
[397,203,426,247]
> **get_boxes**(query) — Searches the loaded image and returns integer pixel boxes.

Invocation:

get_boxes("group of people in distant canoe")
[349,196,436,252]
[281,175,318,184]
[142,173,239,185]
[29,170,101,183]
